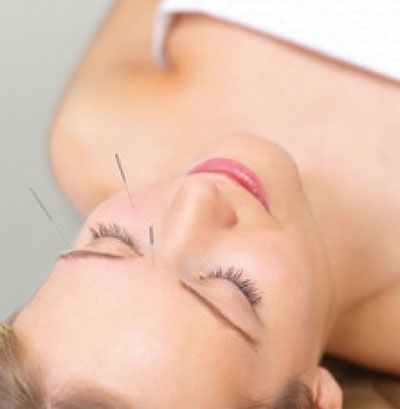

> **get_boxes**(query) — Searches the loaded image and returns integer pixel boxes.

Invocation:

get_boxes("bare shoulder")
[326,278,400,375]
[49,70,182,215]
[48,0,177,215]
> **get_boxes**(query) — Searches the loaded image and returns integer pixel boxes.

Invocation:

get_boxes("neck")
[303,181,375,356]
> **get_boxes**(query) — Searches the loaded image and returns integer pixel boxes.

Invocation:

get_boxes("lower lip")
[187,158,270,212]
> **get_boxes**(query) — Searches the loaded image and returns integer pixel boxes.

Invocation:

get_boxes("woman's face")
[15,134,335,408]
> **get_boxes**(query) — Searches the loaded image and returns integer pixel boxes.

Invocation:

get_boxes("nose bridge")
[158,177,237,259]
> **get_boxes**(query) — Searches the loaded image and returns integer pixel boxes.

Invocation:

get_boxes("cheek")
[255,234,313,294]
[74,201,138,247]
[75,189,165,248]
[85,194,140,223]
[249,237,315,336]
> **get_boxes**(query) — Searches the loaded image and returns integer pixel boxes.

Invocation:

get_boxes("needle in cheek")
[115,153,156,266]
[115,152,135,210]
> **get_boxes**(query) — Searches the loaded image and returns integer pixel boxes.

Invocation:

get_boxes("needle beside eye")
[149,225,155,266]
[29,187,72,250]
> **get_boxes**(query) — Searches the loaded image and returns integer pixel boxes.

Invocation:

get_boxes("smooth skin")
[15,1,400,408]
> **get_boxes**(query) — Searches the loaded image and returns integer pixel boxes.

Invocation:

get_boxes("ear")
[312,366,343,409]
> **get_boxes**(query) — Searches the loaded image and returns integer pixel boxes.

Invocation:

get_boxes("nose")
[158,176,238,261]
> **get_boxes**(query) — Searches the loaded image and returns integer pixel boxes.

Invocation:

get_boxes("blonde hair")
[0,321,45,408]
[0,321,314,409]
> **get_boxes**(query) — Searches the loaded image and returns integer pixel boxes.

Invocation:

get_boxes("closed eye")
[89,221,143,255]
[207,266,262,306]
[87,221,262,306]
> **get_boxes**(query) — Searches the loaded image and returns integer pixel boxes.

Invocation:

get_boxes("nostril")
[215,191,238,228]
[173,177,238,228]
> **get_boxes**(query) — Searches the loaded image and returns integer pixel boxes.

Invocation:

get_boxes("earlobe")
[312,366,343,409]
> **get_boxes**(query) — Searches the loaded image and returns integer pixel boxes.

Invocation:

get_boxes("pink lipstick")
[187,158,270,212]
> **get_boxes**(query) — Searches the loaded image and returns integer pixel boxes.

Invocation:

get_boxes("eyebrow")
[57,250,259,347]
[58,249,128,261]
[180,280,259,346]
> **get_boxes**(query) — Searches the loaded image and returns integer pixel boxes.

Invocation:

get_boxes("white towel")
[153,0,400,82]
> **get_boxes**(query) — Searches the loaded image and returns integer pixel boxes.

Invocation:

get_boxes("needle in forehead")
[115,153,134,210]
[29,187,71,250]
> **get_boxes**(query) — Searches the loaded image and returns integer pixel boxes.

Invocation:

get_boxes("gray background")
[0,0,113,321]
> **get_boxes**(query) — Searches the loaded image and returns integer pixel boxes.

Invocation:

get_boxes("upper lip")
[186,157,270,213]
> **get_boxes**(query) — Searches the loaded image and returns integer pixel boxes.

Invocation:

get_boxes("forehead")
[14,264,275,407]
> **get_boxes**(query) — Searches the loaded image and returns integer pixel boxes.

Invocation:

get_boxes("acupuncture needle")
[149,225,154,266]
[29,187,71,250]
[114,153,156,266]
[115,153,134,209]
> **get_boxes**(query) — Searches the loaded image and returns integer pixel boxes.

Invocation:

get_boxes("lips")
[187,157,270,212]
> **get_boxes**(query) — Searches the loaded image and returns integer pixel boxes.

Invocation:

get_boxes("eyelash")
[89,222,143,255]
[207,266,262,306]
[89,222,262,306]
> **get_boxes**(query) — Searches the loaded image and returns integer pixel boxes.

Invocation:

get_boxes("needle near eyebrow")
[149,225,154,266]
[29,187,71,250]
[115,153,134,209]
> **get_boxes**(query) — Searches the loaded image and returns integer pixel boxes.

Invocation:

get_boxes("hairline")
[47,377,311,409]
[6,319,313,409]
[9,322,275,409]
[51,380,314,409]
[50,377,279,409]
